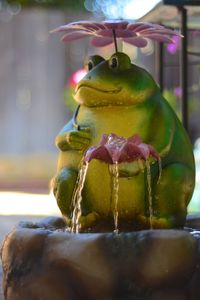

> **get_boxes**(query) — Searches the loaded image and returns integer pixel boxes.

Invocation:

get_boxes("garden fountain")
[71,132,162,233]
[1,21,200,300]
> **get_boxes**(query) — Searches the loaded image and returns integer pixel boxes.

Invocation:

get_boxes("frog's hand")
[147,95,176,159]
[56,127,91,151]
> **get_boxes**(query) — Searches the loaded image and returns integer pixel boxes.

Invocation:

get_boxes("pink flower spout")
[84,133,160,164]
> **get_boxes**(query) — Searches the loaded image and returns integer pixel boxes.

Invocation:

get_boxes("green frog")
[52,52,195,231]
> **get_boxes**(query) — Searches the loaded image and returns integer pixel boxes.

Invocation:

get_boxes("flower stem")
[112,29,118,53]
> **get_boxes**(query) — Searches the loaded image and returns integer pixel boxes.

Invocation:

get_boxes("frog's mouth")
[74,84,122,95]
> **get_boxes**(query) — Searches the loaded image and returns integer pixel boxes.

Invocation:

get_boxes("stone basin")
[1,216,200,300]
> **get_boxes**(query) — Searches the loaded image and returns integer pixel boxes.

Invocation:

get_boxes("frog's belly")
[81,110,149,217]
[82,160,146,218]
[78,105,152,145]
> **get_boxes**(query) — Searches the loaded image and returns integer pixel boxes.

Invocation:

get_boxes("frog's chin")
[74,85,125,107]
[75,84,122,95]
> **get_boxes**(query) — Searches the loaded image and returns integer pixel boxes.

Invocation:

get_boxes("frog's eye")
[88,60,94,71]
[109,56,119,70]
[109,52,131,71]
[85,55,105,72]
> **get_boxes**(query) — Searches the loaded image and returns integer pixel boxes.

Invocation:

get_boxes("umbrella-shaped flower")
[51,20,181,50]
[84,133,160,164]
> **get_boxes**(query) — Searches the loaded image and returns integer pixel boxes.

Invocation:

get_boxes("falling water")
[145,159,153,229]
[110,162,119,234]
[157,157,162,183]
[71,160,89,233]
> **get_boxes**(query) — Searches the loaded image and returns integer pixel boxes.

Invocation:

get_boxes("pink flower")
[84,133,160,164]
[51,20,181,48]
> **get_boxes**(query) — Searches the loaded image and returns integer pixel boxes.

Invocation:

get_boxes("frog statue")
[52,51,195,232]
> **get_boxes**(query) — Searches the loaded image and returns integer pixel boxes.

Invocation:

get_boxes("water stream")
[71,160,89,233]
[70,156,161,233]
[110,162,119,234]
[146,159,153,229]
[157,157,162,184]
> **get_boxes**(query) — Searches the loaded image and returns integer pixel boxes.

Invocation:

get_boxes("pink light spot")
[167,35,181,55]
[68,68,87,88]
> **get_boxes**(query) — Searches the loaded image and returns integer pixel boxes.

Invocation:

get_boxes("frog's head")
[73,52,159,107]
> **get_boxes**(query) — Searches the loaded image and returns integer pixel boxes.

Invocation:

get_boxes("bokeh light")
[69,68,87,88]
[84,0,160,20]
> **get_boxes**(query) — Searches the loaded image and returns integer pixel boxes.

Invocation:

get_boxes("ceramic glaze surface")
[53,52,195,231]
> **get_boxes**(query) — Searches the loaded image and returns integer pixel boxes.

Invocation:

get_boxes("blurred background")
[0,0,200,238]
[1,0,200,296]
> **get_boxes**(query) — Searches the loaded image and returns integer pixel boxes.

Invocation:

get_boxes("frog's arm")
[147,95,176,159]
[56,119,91,152]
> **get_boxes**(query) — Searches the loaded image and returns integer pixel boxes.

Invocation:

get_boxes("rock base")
[1,216,200,300]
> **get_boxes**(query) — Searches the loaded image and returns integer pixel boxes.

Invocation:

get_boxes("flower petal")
[84,146,113,164]
[123,37,148,47]
[105,144,125,163]
[99,134,109,146]
[148,145,160,160]
[104,21,129,30]
[52,21,105,33]
[96,29,136,38]
[134,24,156,32]
[53,25,91,33]
[96,29,113,37]
[91,37,113,47]
[120,144,145,162]
[61,31,92,42]
[138,144,150,160]
[65,21,103,31]
[128,134,142,145]
[116,29,136,38]
[143,34,173,43]
[127,22,146,30]
[140,28,180,37]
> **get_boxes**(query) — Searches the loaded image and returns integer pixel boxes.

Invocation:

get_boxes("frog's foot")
[150,163,195,228]
[137,215,181,229]
[52,167,78,216]
[56,127,91,151]
[64,212,101,232]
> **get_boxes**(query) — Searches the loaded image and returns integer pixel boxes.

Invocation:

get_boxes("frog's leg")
[52,167,101,230]
[52,167,78,223]
[140,163,195,229]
